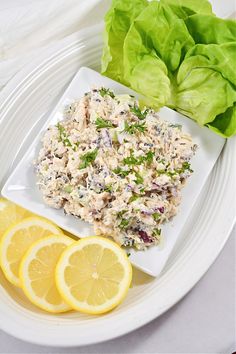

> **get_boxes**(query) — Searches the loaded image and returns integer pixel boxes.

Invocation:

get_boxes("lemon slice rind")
[0,216,63,286]
[0,198,32,239]
[20,234,73,313]
[55,236,132,315]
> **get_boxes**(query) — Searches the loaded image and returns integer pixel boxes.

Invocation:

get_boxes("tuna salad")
[35,88,197,250]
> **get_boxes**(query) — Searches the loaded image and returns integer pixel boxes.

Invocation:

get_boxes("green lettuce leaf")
[125,54,171,108]
[179,43,236,87]
[124,1,194,72]
[101,0,236,137]
[175,43,236,124]
[185,14,236,44]
[101,0,148,83]
[160,0,213,18]
[208,104,236,137]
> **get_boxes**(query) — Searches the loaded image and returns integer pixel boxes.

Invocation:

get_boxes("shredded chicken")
[35,88,197,249]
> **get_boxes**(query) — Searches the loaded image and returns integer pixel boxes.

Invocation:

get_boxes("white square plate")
[1,67,225,276]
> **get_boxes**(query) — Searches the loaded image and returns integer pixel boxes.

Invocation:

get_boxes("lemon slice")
[0,216,63,286]
[0,198,32,240]
[20,235,73,313]
[56,236,132,314]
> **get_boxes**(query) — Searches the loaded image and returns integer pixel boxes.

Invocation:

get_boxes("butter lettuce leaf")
[122,0,195,107]
[101,0,236,137]
[208,104,236,137]
[124,1,194,72]
[160,0,213,18]
[101,0,148,83]
[175,43,236,125]
[185,15,236,44]
[125,54,171,108]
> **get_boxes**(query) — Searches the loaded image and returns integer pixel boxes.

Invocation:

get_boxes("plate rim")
[0,23,235,347]
[1,65,225,277]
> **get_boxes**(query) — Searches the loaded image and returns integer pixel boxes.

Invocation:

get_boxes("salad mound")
[35,88,197,249]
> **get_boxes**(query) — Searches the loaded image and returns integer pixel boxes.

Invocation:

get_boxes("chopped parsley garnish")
[134,172,144,185]
[119,218,130,229]
[142,151,155,165]
[157,167,189,177]
[182,161,193,172]
[123,154,140,166]
[153,228,161,236]
[56,123,80,150]
[57,123,65,137]
[79,149,98,169]
[129,193,139,203]
[113,167,130,178]
[158,162,193,176]
[157,169,177,177]
[157,169,166,175]
[72,142,80,152]
[95,117,115,129]
[127,252,131,257]
[167,170,177,177]
[175,161,193,174]
[113,153,144,184]
[99,87,115,99]
[130,106,149,120]
[123,151,154,167]
[104,184,113,193]
[56,123,72,147]
[152,213,161,221]
[123,120,146,134]
[62,139,72,147]
[117,210,127,218]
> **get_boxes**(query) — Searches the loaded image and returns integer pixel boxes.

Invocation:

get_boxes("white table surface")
[0,226,235,354]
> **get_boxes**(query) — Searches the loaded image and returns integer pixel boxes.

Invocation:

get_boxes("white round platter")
[0,24,235,347]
